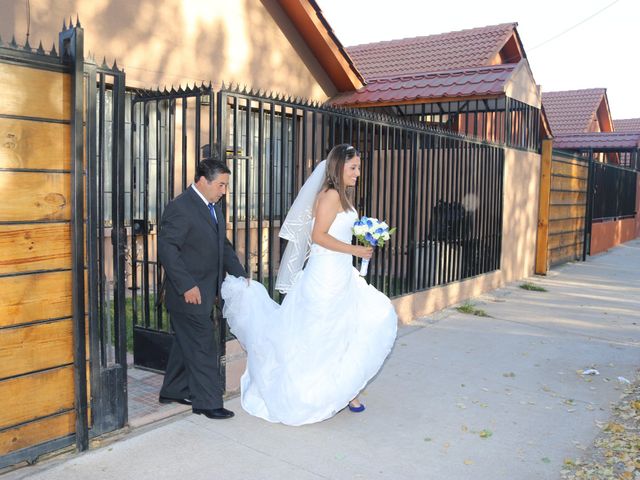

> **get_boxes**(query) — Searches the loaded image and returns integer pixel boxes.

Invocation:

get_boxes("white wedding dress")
[221,209,398,426]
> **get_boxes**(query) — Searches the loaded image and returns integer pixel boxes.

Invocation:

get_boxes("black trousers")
[159,311,223,409]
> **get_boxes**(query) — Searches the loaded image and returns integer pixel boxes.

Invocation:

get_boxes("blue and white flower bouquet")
[352,216,397,276]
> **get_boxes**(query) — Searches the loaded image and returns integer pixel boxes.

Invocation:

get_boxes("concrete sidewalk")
[7,240,640,480]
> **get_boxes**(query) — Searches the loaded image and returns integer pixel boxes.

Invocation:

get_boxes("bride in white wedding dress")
[221,144,398,426]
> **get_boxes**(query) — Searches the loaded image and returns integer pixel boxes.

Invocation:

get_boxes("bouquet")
[352,216,397,276]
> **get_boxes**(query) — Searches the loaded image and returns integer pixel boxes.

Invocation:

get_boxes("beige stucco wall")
[392,148,541,323]
[504,60,541,108]
[0,0,336,100]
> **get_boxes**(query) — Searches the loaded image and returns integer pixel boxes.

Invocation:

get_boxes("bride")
[221,144,398,426]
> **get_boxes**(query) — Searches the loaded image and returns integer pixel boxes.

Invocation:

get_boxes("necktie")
[207,203,218,224]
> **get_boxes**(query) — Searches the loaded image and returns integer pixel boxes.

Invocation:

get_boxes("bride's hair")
[322,144,359,211]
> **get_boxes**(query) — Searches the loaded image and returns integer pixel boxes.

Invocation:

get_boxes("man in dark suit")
[157,157,247,419]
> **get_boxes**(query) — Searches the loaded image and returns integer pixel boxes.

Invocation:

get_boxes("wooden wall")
[0,61,79,457]
[536,141,589,273]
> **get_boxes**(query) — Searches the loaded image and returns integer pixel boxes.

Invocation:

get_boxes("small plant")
[456,302,490,317]
[519,282,547,292]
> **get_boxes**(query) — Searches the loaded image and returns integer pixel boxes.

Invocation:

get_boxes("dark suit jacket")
[158,186,247,315]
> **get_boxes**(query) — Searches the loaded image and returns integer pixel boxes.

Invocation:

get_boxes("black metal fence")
[124,85,505,372]
[368,96,540,152]
[591,162,637,221]
[219,88,504,300]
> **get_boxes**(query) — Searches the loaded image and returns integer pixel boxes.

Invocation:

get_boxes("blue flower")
[364,232,377,246]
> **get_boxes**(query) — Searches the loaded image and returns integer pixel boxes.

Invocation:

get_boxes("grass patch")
[456,302,490,317]
[519,282,547,292]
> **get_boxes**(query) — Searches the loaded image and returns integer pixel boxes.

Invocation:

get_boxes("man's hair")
[194,158,230,182]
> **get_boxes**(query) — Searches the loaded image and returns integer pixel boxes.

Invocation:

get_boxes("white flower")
[353,225,368,235]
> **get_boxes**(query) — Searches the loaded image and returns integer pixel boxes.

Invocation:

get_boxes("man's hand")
[183,286,202,304]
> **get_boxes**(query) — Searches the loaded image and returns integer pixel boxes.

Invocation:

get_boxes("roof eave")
[332,93,504,109]
[278,0,364,92]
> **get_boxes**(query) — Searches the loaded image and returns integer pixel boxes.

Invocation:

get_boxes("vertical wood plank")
[535,139,552,274]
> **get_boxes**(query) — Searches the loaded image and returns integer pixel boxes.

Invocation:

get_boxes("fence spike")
[76,14,82,28]
[10,35,18,48]
[23,38,31,51]
[112,59,119,71]
[62,18,67,31]
[37,41,45,55]
[69,16,73,30]
[49,43,57,56]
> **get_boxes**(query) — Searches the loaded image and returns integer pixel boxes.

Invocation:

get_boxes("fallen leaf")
[604,422,625,433]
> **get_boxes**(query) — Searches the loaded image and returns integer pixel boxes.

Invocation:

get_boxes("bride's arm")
[311,190,372,259]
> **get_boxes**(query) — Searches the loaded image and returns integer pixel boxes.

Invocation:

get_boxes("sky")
[319,0,639,121]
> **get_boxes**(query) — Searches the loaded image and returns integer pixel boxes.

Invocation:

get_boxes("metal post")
[59,21,88,453]
[582,149,594,260]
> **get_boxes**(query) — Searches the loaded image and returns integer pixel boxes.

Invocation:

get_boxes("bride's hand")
[353,245,373,259]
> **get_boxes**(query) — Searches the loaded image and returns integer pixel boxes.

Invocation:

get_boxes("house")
[332,22,550,151]
[540,89,639,257]
[540,88,635,164]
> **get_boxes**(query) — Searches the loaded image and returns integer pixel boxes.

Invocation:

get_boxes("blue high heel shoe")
[348,401,365,413]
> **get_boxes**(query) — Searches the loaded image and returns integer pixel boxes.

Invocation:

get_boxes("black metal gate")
[129,84,217,372]
[84,57,128,436]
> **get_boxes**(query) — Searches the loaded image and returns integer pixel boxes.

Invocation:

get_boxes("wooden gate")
[536,140,589,273]
[0,38,81,466]
[0,22,127,468]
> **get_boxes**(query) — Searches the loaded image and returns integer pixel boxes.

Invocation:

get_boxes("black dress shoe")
[192,407,235,419]
[158,395,192,406]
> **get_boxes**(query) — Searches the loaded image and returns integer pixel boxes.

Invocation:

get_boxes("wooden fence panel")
[0,412,75,457]
[0,55,80,464]
[0,63,70,120]
[0,118,71,170]
[547,151,589,267]
[0,320,74,378]
[0,224,72,275]
[0,271,73,328]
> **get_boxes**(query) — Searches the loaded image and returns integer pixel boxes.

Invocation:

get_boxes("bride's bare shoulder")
[313,188,340,215]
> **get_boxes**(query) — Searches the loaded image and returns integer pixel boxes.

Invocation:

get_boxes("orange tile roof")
[346,23,518,80]
[330,64,515,107]
[541,89,606,136]
[553,132,640,150]
[614,118,640,132]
